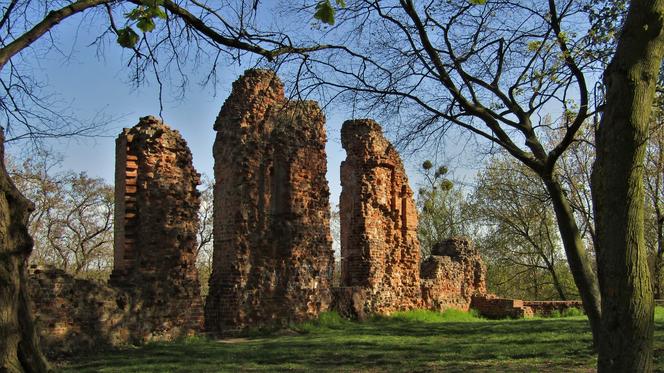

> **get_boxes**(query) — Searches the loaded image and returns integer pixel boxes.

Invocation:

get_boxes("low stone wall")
[471,295,585,319]
[29,266,132,357]
[28,265,200,357]
[523,300,584,316]
[470,295,534,319]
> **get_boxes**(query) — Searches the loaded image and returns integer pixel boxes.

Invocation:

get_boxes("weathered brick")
[109,116,204,337]
[337,119,421,315]
[420,237,487,311]
[205,69,334,336]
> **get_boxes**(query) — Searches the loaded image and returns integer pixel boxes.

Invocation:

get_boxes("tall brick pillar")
[205,69,334,336]
[337,119,421,315]
[110,116,204,337]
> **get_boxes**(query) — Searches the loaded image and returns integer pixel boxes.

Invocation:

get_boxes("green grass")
[58,308,664,372]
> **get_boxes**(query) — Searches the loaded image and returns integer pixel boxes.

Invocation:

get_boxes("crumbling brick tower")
[420,237,487,311]
[338,119,421,315]
[205,69,334,336]
[110,116,204,338]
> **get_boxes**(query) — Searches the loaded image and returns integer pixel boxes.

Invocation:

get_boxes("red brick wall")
[28,266,136,357]
[420,238,487,311]
[205,70,334,335]
[338,119,421,315]
[109,116,204,335]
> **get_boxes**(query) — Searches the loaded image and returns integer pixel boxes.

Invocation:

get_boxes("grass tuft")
[294,311,351,333]
[386,308,483,323]
[543,307,585,319]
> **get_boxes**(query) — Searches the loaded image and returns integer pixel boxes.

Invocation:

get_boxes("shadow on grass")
[60,314,603,373]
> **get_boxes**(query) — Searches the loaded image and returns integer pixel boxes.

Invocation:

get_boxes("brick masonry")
[470,295,535,319]
[26,71,569,354]
[28,265,137,357]
[205,69,334,335]
[337,119,422,316]
[420,237,487,311]
[109,116,204,335]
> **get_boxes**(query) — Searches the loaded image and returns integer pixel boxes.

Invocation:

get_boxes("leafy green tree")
[471,155,573,300]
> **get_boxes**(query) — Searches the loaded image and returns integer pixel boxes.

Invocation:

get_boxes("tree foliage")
[0,0,333,147]
[196,174,213,298]
[8,151,114,278]
[471,155,574,300]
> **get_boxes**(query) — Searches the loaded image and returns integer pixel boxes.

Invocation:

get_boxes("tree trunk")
[592,1,664,371]
[655,241,663,299]
[546,260,568,301]
[543,177,602,346]
[657,217,664,297]
[535,245,568,300]
[0,129,49,373]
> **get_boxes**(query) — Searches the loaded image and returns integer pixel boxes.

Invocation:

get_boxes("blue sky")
[4,9,484,208]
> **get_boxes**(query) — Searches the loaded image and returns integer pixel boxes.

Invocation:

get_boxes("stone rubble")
[420,237,487,311]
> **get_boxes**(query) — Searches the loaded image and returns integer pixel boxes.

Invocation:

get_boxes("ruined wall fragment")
[338,119,421,315]
[420,237,487,311]
[470,295,534,319]
[205,69,334,335]
[28,265,137,357]
[109,116,203,337]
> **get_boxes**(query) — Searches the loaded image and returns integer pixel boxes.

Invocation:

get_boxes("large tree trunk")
[592,1,664,371]
[0,129,49,373]
[543,177,602,346]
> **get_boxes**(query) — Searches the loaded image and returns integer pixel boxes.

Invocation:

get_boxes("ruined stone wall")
[470,297,583,318]
[28,266,137,357]
[420,237,487,311]
[205,69,334,335]
[338,119,421,315]
[470,295,534,319]
[109,116,203,336]
[522,300,583,316]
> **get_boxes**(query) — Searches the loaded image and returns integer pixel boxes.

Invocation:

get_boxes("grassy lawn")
[59,308,664,372]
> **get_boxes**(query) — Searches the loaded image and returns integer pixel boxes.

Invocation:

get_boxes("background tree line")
[417,110,663,302]
[7,152,216,296]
